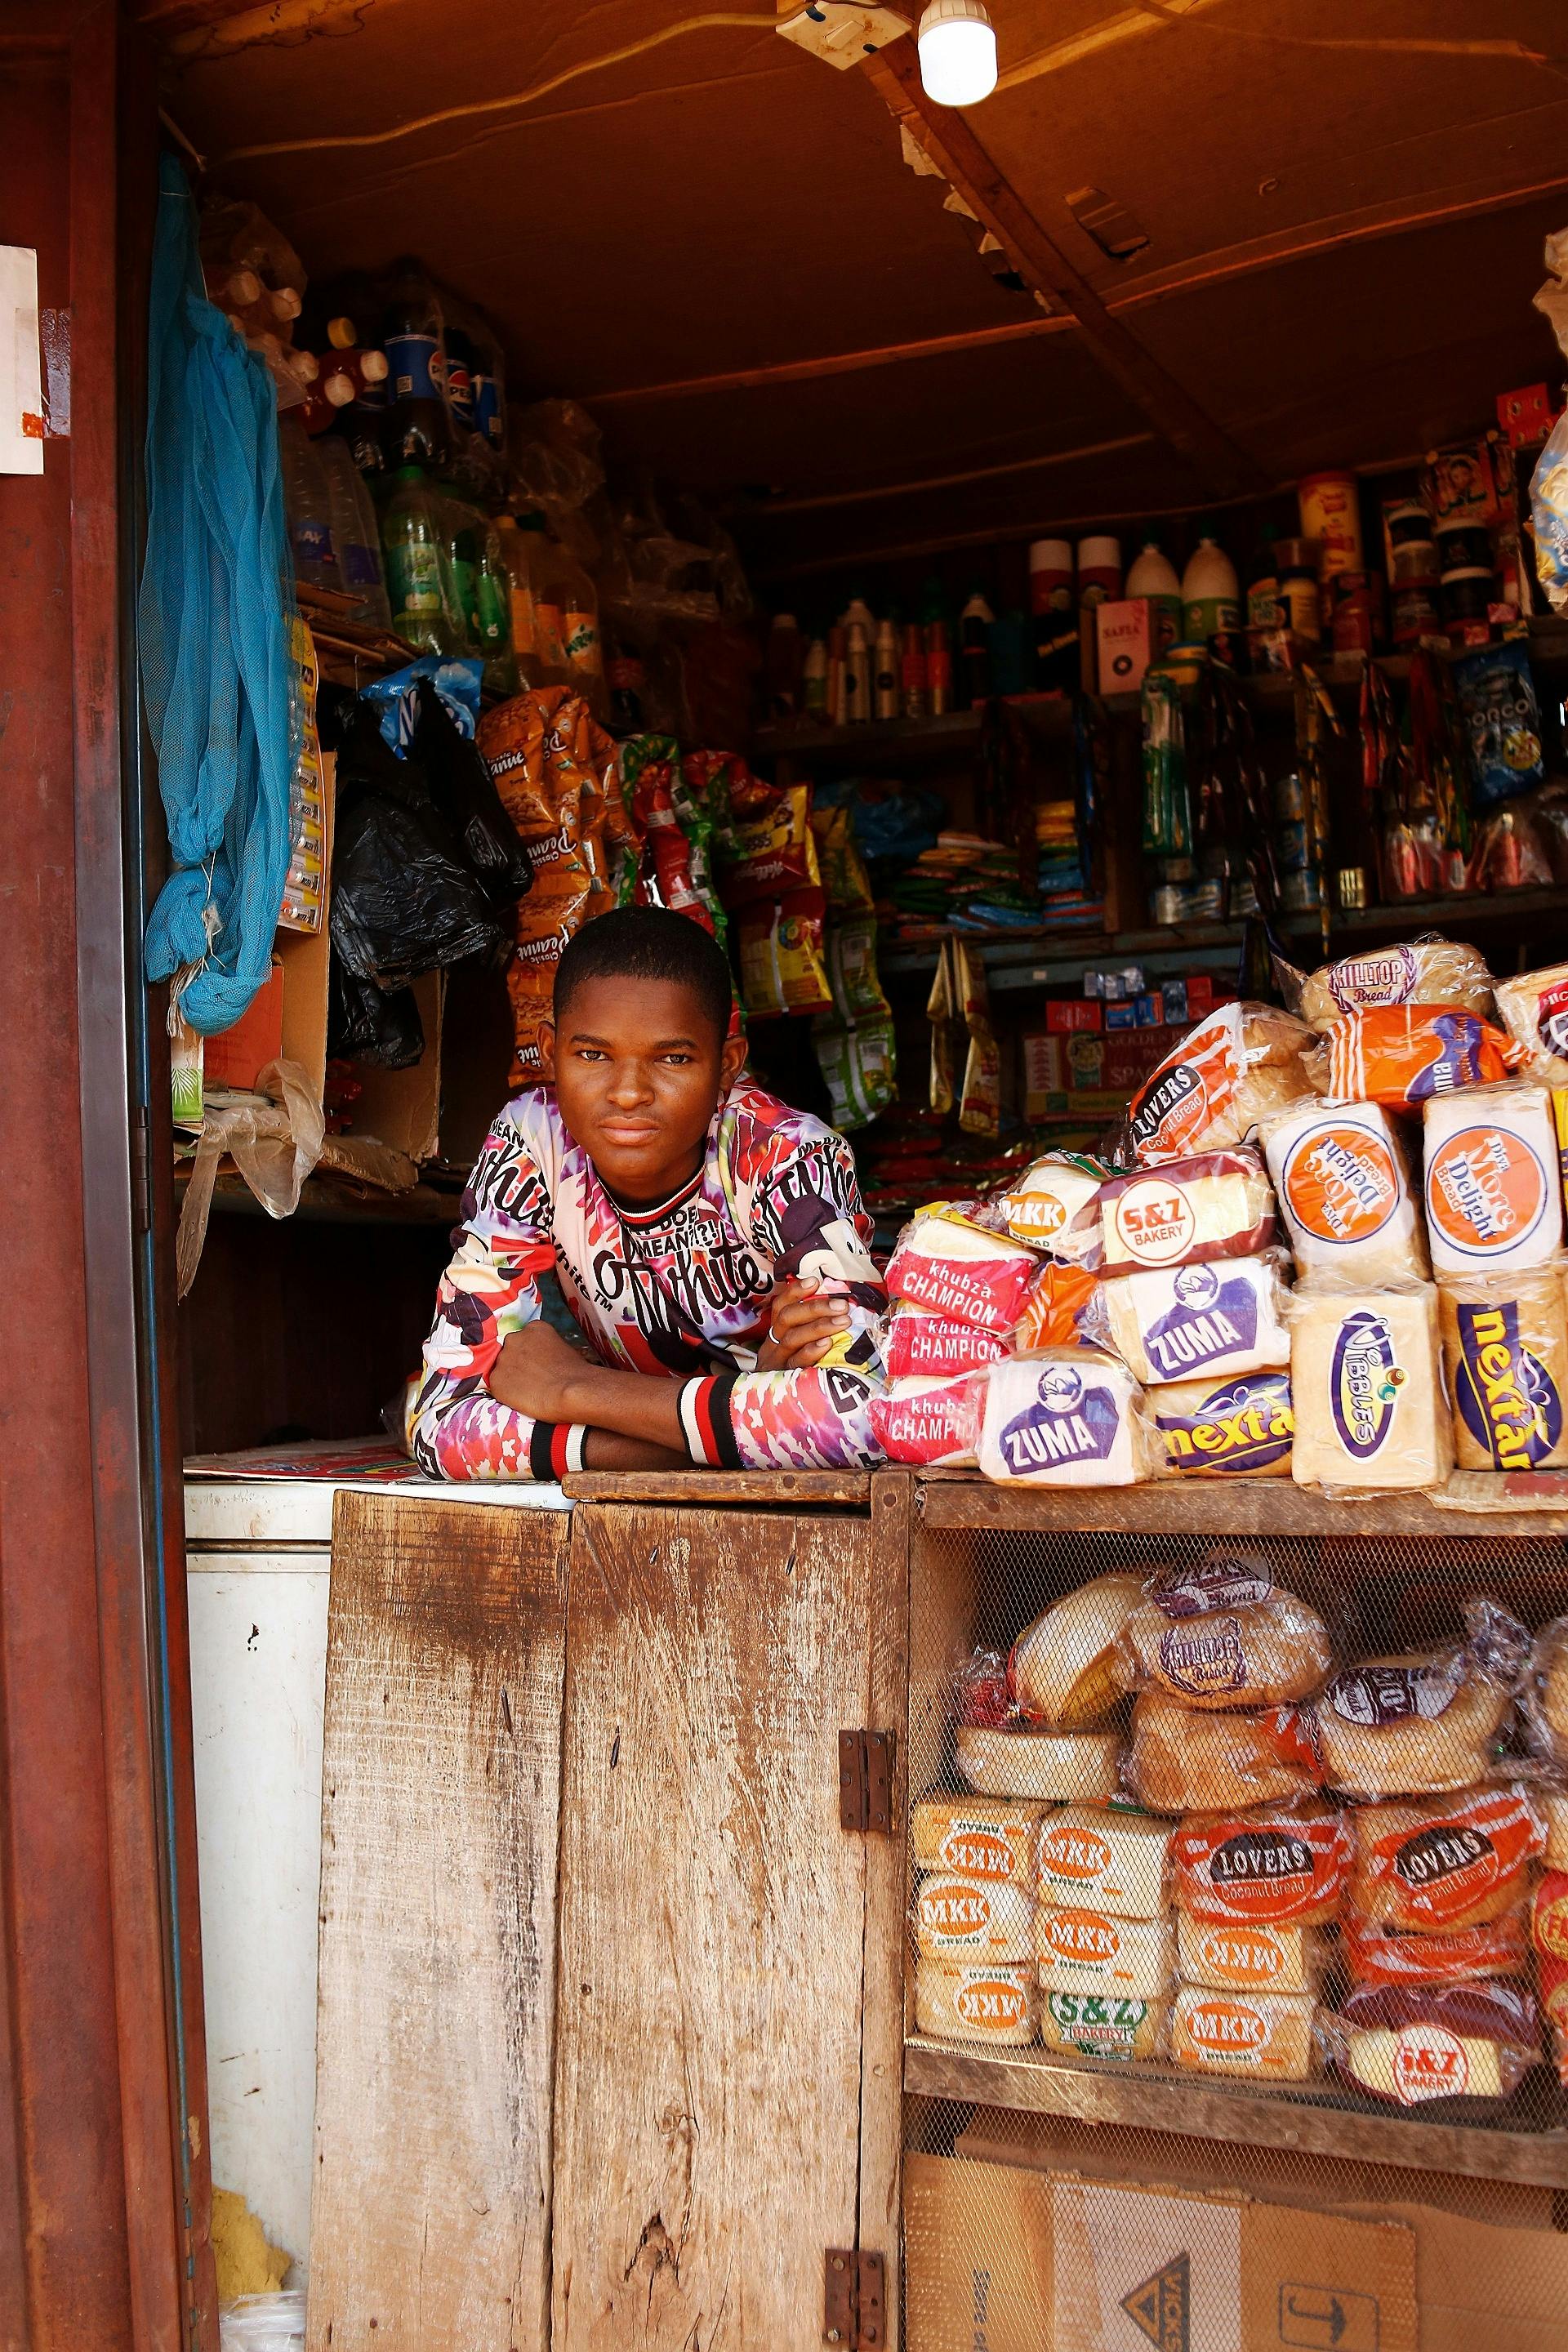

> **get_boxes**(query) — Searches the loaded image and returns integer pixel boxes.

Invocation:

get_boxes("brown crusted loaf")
[1125,1694,1321,1815]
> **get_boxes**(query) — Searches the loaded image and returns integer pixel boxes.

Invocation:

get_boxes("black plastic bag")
[411,687,532,911]
[327,960,425,1068]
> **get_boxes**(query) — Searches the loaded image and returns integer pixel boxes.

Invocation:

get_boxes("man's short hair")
[553,905,733,1042]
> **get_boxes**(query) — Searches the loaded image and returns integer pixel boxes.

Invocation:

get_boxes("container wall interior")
[903,1517,1568,2350]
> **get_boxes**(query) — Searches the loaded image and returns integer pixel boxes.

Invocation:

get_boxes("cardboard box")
[1097,599,1159,696]
[1022,1024,1175,1123]
[904,2149,1415,2352]
[202,957,284,1092]
[1048,998,1102,1036]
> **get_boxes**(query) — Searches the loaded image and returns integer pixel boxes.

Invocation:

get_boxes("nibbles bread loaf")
[1263,1098,1428,1287]
[1102,1254,1290,1388]
[1296,938,1494,1030]
[1289,1285,1452,1491]
[1176,1914,1323,1995]
[1320,1646,1512,1798]
[915,1873,1035,1960]
[1125,1695,1321,1815]
[1040,1989,1165,2063]
[1128,1004,1314,1165]
[1423,1083,1564,1276]
[1116,1560,1331,1711]
[1171,1986,1316,2081]
[1330,1982,1538,2105]
[1438,1267,1568,1470]
[956,1722,1123,1803]
[915,1954,1036,2046]
[1494,960,1568,1088]
[911,1797,1045,1889]
[1094,1150,1274,1278]
[1347,1784,1544,1930]
[1011,1575,1143,1729]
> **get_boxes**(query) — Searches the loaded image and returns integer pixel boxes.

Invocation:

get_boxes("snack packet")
[1453,639,1544,805]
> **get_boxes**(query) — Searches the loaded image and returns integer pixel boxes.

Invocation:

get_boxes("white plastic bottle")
[873,617,900,721]
[1125,539,1184,653]
[1181,536,1241,646]
[317,437,390,628]
[277,411,342,595]
[844,621,872,724]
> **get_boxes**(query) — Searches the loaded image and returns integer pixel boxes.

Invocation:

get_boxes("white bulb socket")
[917,0,997,105]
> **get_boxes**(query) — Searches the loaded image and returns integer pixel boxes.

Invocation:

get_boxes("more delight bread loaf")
[1423,1083,1565,1276]
[1263,1098,1428,1287]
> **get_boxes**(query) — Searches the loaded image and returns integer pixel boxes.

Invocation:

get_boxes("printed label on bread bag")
[1190,1925,1294,1987]
[995,1361,1124,1477]
[1110,1175,1198,1267]
[1453,1298,1565,1468]
[1426,1125,1548,1258]
[1328,1659,1461,1726]
[1045,1990,1150,2059]
[1391,2023,1470,2105]
[938,1824,1017,1882]
[953,1970,1030,2033]
[1154,1372,1294,1475]
[1539,978,1568,1059]
[1329,1309,1402,1457]
[1327,947,1418,1012]
[1141,1263,1261,1377]
[1041,1909,1125,1967]
[1281,1124,1400,1245]
[1152,1553,1274,1615]
[1129,1009,1240,1161]
[918,1879,996,1940]
[1533,1873,1568,1958]
[1177,1814,1348,1922]
[1039,1819,1113,1886]
[1184,1996,1270,2065]
[1371,1786,1540,1927]
[1157,1615,1250,1696]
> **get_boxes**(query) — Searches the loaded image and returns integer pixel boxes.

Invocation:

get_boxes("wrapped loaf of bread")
[1010,1574,1143,1728]
[1102,1253,1291,1388]
[978,1350,1152,1486]
[1542,1788,1568,1869]
[1125,1694,1322,1815]
[911,1797,1046,1889]
[1531,1869,1568,1964]
[1171,1985,1317,2081]
[1319,1603,1527,1797]
[1094,1150,1275,1278]
[1040,1988,1165,2063]
[915,1873,1035,1961]
[1172,1802,1351,1927]
[1288,1285,1453,1490]
[884,1305,1010,1381]
[1263,1098,1428,1287]
[1526,1619,1568,1768]
[915,1954,1036,2046]
[1311,1005,1526,1110]
[1538,1954,1568,2085]
[884,1209,1040,1334]
[956,1722,1123,1803]
[1347,1783,1544,1930]
[1437,1265,1568,1469]
[1294,937,1494,1029]
[1343,1910,1529,1987]
[1036,1904,1174,1998]
[1128,1003,1314,1165]
[1176,1913,1325,1996]
[998,1151,1107,1258]
[869,1373,984,1467]
[1115,1557,1331,1710]
[1494,960,1568,1087]
[1150,1370,1294,1477]
[1329,1980,1538,2105]
[1423,1083,1565,1276]
[1036,1802,1172,1918]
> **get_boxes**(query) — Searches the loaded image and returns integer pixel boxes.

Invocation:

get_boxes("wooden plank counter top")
[561,1467,873,1508]
[913,1471,1568,1540]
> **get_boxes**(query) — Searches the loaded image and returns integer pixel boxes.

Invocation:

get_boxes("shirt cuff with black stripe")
[678,1374,742,1468]
[526,1421,590,1480]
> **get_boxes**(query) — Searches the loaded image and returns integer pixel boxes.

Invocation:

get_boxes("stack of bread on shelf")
[873,938,1568,1499]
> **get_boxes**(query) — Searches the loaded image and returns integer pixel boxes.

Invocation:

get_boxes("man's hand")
[756,1278,852,1371]
[491,1321,688,1455]
[492,1321,598,1423]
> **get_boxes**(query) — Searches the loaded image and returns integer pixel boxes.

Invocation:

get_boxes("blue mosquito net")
[139,152,299,1035]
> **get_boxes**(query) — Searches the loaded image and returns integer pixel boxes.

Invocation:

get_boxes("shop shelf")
[912,1468,1568,1540]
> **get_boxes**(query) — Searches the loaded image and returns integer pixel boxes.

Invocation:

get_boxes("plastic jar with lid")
[1275,536,1321,640]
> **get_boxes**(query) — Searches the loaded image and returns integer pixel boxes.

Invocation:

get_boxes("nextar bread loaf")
[1115,1558,1331,1710]
[1149,1370,1294,1477]
[1438,1267,1568,1471]
[956,1722,1124,1803]
[1126,1695,1322,1815]
[1009,1574,1143,1728]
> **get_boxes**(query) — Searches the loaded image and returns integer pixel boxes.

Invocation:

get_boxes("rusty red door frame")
[0,4,215,2346]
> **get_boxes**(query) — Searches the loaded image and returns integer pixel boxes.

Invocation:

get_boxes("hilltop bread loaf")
[1172,1802,1352,1927]
[1347,1784,1544,1930]
[1094,1150,1274,1278]
[915,1954,1036,2046]
[956,1722,1123,1803]
[1125,1694,1322,1815]
[1116,1560,1331,1710]
[1103,1253,1291,1388]
[1289,1285,1452,1491]
[1040,1989,1165,2064]
[1437,1267,1568,1470]
[1176,1914,1325,1996]
[1494,960,1568,1087]
[1320,1643,1515,1798]
[1035,1904,1174,1999]
[1263,1098,1428,1287]
[911,1797,1047,1889]
[1423,1084,1564,1276]
[1296,938,1494,1029]
[978,1350,1150,1486]
[1036,1803,1173,1918]
[1171,1986,1316,2081]
[1128,1003,1314,1165]
[915,1873,1036,1961]
[1150,1370,1295,1477]
[1010,1574,1143,1728]
[1330,1981,1538,2105]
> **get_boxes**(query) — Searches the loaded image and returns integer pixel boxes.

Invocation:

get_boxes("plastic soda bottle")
[382,465,460,654]
[382,258,448,467]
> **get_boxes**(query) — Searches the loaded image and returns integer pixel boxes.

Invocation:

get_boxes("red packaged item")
[1173,1803,1351,1926]
[1348,1782,1544,1931]
[1127,1004,1313,1165]
[1343,1907,1530,1986]
[884,1209,1042,1334]
[884,1304,1011,1382]
[954,1646,1011,1730]
[1012,1263,1104,1353]
[868,1372,985,1468]
[1328,1980,1539,2105]
[1094,1149,1276,1278]
[1312,1004,1527,1109]
[1531,1869,1568,1962]
[1538,1954,1568,2083]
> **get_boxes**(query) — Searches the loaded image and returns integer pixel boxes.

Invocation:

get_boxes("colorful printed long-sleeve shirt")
[406,1077,888,1478]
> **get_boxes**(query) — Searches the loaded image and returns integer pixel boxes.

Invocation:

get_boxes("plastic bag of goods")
[955,1717,1124,1804]
[1307,1004,1526,1109]
[996,1151,1107,1258]
[1422,1083,1565,1276]
[1343,1909,1530,1988]
[1437,1262,1568,1469]
[1148,1369,1294,1478]
[1521,1615,1568,1767]
[1172,1802,1351,1927]
[1171,1985,1318,2081]
[1286,1283,1453,1490]
[1036,1802,1173,1918]
[1347,1783,1543,1931]
[884,1205,1040,1334]
[1126,1003,1314,1164]
[1036,1902,1174,2002]
[868,1371,986,1467]
[1317,1599,1530,1798]
[1102,1251,1291,1387]
[1009,1574,1144,1727]
[1112,1555,1333,1710]
[1092,1148,1275,1278]
[1013,1261,1106,1353]
[1281,934,1494,1029]
[1263,1098,1428,1286]
[1125,1695,1324,1815]
[1176,1914,1330,1997]
[978,1348,1155,1486]
[1494,960,1568,1087]
[1324,1980,1539,2105]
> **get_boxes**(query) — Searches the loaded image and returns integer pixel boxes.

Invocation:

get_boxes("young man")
[406,905,887,1477]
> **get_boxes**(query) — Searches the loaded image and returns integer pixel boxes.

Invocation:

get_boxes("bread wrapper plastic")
[1543,1785,1568,1868]
[911,1796,1046,1890]
[1437,1261,1568,1469]
[1040,1989,1166,2064]
[1532,1869,1568,1964]
[1035,1802,1173,1918]
[1307,1004,1527,1110]
[1343,1908,1530,1988]
[1127,1003,1315,1165]
[1009,1573,1143,1728]
[1172,1802,1351,1927]
[1149,1370,1294,1477]
[914,1872,1035,1961]
[884,1303,1010,1382]
[1423,1083,1565,1275]
[1347,1782,1544,1930]
[1093,1150,1275,1279]
[915,1953,1037,2047]
[1171,1985,1318,2081]
[998,1151,1107,1259]
[1524,1617,1568,1767]
[978,1349,1156,1487]
[1287,1284,1454,1492]
[1036,1904,1174,2000]
[1287,935,1495,1031]
[1103,1252,1292,1389]
[868,1372,985,1468]
[1125,1694,1324,1816]
[956,1722,1124,1803]
[884,1207,1041,1334]
[1325,1980,1539,2106]
[1537,1953,1568,2086]
[1176,1913,1327,1996]
[1494,960,1568,1087]
[1114,1557,1333,1711]
[1012,1262,1104,1355]
[1318,1600,1529,1798]
[1263,1098,1429,1287]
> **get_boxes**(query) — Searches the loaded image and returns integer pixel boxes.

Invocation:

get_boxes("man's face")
[541,974,745,1205]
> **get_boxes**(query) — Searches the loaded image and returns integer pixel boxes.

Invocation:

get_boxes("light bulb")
[917,0,997,106]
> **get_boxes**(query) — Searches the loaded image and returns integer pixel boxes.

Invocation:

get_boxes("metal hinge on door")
[824,2247,885,2347]
[838,1728,894,1833]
